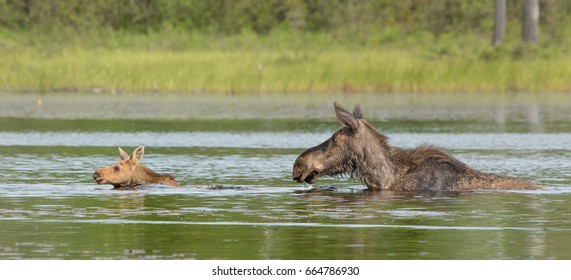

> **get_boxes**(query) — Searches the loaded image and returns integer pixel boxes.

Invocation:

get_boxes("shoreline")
[2,48,570,94]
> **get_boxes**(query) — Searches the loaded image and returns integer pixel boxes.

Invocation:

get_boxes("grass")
[1,31,571,94]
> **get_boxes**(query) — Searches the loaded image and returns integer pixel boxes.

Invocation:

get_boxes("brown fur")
[93,146,180,188]
[292,102,538,191]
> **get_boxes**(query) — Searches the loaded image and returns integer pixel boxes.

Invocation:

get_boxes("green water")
[1,92,571,259]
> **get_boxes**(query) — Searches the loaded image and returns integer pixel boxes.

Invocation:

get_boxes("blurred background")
[1,0,570,93]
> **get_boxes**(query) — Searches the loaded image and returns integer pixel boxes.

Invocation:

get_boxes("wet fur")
[117,164,178,188]
[293,103,537,191]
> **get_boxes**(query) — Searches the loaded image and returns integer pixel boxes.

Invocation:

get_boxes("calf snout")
[93,171,104,184]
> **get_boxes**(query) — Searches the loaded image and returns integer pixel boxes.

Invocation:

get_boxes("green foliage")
[1,0,571,93]
[1,0,571,45]
[2,46,570,94]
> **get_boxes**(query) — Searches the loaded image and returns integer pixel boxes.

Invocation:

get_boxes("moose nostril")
[292,169,303,182]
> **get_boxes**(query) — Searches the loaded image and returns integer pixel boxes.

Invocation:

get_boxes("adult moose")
[93,146,180,189]
[292,102,537,191]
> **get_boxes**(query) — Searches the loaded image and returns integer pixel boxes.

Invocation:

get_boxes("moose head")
[292,102,393,188]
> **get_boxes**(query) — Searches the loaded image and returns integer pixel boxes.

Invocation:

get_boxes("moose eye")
[113,166,120,172]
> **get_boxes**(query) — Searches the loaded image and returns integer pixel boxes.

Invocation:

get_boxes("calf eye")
[113,166,120,172]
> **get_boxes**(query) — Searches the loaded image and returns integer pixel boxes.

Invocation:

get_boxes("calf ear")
[131,146,145,163]
[353,104,364,119]
[334,102,359,131]
[119,147,130,160]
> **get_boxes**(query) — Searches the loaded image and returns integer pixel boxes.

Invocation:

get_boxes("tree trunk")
[522,0,539,43]
[493,0,506,46]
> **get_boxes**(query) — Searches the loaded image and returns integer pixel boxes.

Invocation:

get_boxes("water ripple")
[2,132,571,150]
[22,218,571,232]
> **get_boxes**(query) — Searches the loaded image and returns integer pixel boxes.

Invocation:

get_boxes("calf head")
[93,146,146,188]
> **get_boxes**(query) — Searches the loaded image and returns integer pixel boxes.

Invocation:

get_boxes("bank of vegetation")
[1,0,570,93]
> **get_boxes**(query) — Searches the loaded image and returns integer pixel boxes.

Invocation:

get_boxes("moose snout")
[293,169,303,183]
[292,159,320,184]
[293,168,319,184]
[292,160,306,183]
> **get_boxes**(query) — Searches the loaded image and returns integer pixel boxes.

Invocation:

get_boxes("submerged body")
[362,144,536,191]
[93,146,180,189]
[292,102,537,191]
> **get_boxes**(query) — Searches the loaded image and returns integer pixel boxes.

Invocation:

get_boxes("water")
[1,92,571,260]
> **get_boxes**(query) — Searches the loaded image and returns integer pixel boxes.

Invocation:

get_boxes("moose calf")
[93,146,180,189]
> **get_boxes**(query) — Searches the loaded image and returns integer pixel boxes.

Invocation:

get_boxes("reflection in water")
[1,92,570,123]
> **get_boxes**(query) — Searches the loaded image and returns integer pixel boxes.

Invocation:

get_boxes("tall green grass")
[2,30,570,93]
[1,0,571,94]
[2,46,570,94]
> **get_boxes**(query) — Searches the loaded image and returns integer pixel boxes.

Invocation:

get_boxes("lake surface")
[1,92,571,260]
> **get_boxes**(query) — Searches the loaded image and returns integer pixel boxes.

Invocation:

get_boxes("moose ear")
[353,104,364,119]
[334,102,359,131]
[119,147,130,160]
[131,146,145,163]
